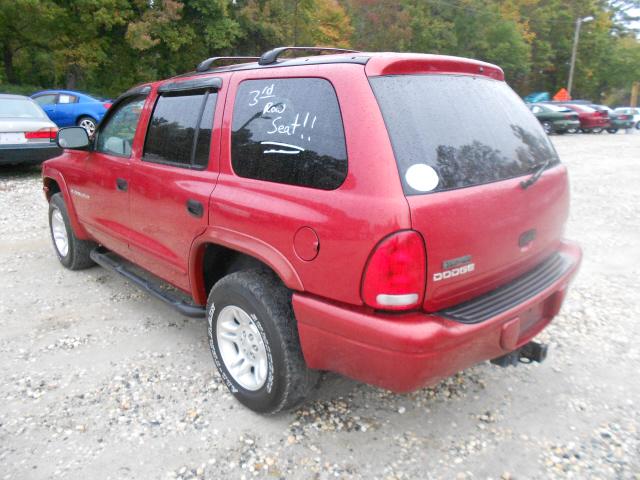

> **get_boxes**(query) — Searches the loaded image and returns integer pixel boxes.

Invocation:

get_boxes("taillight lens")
[103,102,112,109]
[361,230,426,311]
[25,127,58,140]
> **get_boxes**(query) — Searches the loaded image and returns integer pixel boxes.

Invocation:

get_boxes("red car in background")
[559,103,609,133]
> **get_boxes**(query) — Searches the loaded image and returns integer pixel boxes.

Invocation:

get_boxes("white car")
[613,107,640,130]
[0,94,61,165]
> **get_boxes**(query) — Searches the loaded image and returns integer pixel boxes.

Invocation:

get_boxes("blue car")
[31,90,112,136]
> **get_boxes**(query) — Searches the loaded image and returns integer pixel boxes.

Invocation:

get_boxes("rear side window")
[370,75,560,195]
[143,90,217,169]
[231,78,347,190]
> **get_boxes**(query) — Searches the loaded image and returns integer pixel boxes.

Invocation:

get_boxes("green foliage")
[0,0,638,102]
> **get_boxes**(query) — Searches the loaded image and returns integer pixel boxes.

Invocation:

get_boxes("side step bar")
[90,248,205,319]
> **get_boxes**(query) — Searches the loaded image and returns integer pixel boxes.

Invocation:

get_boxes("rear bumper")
[553,119,580,131]
[0,143,62,165]
[610,120,634,129]
[294,240,582,392]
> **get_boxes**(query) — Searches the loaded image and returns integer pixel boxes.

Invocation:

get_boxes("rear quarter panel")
[207,63,411,306]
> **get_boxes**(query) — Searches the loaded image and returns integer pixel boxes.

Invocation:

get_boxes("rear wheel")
[607,128,618,134]
[206,270,319,413]
[636,121,640,130]
[49,193,95,270]
[567,127,578,134]
[591,127,603,134]
[581,128,592,133]
[77,116,97,136]
[542,121,553,135]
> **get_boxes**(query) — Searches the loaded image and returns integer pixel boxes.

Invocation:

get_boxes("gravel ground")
[1,132,639,479]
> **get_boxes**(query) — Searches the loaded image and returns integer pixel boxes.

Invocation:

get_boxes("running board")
[89,248,205,319]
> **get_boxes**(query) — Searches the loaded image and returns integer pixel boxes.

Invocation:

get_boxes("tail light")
[103,102,112,109]
[25,127,58,140]
[361,230,426,311]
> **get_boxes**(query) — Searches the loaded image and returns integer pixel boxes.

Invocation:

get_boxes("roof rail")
[196,56,260,73]
[258,47,359,66]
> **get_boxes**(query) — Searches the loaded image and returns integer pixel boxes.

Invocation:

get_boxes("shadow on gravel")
[0,164,42,179]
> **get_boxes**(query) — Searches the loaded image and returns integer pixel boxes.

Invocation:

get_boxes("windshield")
[0,98,47,119]
[370,74,559,195]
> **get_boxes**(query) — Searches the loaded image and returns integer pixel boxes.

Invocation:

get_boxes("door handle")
[186,199,204,218]
[116,178,128,192]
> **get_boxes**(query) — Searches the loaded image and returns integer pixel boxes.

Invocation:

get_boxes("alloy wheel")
[216,305,268,391]
[51,207,69,257]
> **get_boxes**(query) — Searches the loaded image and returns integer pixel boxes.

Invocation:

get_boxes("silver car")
[0,94,61,165]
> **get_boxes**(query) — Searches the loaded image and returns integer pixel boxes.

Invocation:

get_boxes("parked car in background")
[590,105,634,133]
[31,90,112,136]
[527,103,580,134]
[0,94,60,165]
[613,107,640,130]
[559,103,609,133]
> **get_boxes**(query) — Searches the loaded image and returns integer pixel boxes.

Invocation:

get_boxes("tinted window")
[231,78,347,190]
[370,75,559,195]
[96,96,145,157]
[143,91,216,168]
[33,94,57,106]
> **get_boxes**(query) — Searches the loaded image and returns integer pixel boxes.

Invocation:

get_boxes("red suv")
[42,47,582,413]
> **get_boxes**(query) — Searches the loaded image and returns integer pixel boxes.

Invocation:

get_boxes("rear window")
[370,75,559,195]
[0,98,47,119]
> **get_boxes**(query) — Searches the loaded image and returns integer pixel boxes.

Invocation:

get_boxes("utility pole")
[567,16,594,98]
[631,82,639,108]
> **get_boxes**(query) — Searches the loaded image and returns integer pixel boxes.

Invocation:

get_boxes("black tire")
[592,127,603,134]
[48,193,96,270]
[636,121,640,130]
[581,128,592,133]
[207,270,319,413]
[542,121,553,135]
[567,127,578,134]
[607,128,618,134]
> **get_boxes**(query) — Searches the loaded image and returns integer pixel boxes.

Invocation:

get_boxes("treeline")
[1,0,639,103]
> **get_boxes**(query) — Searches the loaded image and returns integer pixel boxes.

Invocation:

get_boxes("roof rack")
[196,56,260,73]
[258,47,360,66]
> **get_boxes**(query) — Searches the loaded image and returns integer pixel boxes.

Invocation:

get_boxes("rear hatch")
[370,73,569,312]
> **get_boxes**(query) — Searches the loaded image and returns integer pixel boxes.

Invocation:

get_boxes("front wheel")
[567,127,578,134]
[207,270,319,413]
[49,193,96,270]
[591,127,603,134]
[542,121,553,135]
[77,116,97,136]
[607,128,618,134]
[581,128,592,134]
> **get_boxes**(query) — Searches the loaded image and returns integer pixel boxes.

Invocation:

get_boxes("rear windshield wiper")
[520,158,551,189]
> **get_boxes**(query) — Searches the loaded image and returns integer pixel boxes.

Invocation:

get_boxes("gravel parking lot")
[1,133,639,480]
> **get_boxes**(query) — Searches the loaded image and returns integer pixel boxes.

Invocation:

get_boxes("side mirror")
[57,127,90,150]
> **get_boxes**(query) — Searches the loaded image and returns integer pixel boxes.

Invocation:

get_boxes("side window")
[95,96,145,157]
[231,78,347,190]
[33,94,57,106]
[143,90,217,169]
[58,94,78,104]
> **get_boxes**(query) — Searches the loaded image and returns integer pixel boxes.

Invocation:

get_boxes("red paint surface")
[42,52,582,389]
